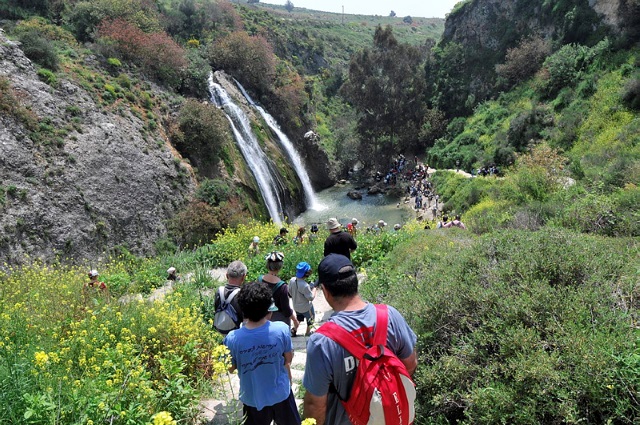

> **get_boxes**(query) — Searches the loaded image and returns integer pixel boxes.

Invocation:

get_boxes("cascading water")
[208,73,285,224]
[234,80,323,210]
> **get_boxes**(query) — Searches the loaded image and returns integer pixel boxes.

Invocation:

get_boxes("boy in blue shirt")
[224,281,301,425]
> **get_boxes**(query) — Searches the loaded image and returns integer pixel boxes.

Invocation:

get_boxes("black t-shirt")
[323,231,357,259]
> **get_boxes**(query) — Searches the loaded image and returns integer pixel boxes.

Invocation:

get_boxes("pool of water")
[294,184,412,230]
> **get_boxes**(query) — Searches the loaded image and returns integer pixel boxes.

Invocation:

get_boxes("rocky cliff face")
[0,28,196,264]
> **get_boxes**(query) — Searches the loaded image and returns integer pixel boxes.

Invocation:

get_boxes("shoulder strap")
[272,280,285,294]
[316,304,389,359]
[218,286,227,303]
[226,287,241,304]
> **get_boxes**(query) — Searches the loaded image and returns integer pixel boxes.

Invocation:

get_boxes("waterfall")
[234,80,321,210]
[208,74,285,224]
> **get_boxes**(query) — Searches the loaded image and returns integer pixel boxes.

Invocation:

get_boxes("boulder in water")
[347,191,363,200]
[367,183,386,195]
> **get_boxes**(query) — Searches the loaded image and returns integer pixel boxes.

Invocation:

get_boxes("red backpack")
[316,304,416,425]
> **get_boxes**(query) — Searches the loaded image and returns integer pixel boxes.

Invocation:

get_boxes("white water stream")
[234,80,322,210]
[208,74,284,224]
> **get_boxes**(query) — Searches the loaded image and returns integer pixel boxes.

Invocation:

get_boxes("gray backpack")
[213,287,241,332]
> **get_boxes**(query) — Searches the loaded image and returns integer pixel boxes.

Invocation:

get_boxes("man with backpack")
[302,254,418,425]
[213,260,247,334]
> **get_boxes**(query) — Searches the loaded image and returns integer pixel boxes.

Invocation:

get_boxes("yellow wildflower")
[150,411,176,425]
[34,351,49,368]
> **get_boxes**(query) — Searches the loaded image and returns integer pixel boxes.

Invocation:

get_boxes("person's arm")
[401,349,418,376]
[283,350,294,384]
[303,391,328,425]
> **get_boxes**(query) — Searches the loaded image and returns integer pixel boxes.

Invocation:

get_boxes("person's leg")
[273,390,301,425]
[305,308,315,336]
[243,403,275,425]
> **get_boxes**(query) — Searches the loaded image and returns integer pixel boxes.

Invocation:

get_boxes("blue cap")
[296,262,311,278]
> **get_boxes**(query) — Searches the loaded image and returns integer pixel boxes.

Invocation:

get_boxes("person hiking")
[444,214,467,229]
[83,269,109,303]
[213,260,247,334]
[436,215,449,228]
[324,218,357,260]
[289,262,316,337]
[293,227,306,245]
[258,251,299,329]
[302,254,418,425]
[273,228,289,246]
[224,281,301,425]
[248,236,260,257]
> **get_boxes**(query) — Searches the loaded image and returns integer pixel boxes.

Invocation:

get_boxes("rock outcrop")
[0,28,195,264]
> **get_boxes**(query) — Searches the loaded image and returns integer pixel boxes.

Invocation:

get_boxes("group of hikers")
[215,217,418,425]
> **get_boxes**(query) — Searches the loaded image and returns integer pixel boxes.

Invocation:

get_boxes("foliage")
[361,229,640,424]
[36,68,57,86]
[16,29,59,70]
[171,99,232,178]
[208,31,276,94]
[96,18,187,88]
[0,262,228,424]
[63,0,161,42]
[541,39,610,99]
[496,36,551,88]
[178,47,211,98]
[341,25,427,164]
[0,77,38,129]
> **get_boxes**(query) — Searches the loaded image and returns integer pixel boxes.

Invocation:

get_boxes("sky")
[261,0,462,18]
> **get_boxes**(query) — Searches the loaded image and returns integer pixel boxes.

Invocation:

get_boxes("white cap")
[253,236,260,243]
[352,218,359,224]
[167,267,176,274]
[88,269,99,277]
[378,220,387,227]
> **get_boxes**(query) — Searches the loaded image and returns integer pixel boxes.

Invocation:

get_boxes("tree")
[172,99,232,178]
[208,31,276,93]
[342,25,427,163]
[403,15,412,24]
[389,10,396,17]
[284,0,294,13]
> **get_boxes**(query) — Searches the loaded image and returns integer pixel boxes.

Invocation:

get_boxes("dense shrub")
[196,178,231,206]
[361,229,640,424]
[97,18,187,88]
[171,99,232,178]
[64,0,161,42]
[496,36,551,88]
[17,29,59,70]
[541,39,610,98]
[208,31,276,94]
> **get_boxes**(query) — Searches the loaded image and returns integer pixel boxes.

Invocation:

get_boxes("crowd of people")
[213,217,418,425]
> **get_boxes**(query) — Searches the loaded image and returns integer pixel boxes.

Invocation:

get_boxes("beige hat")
[327,218,341,230]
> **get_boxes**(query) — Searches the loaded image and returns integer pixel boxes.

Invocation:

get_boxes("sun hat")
[351,218,359,224]
[393,224,401,230]
[253,236,260,243]
[326,217,341,230]
[265,251,285,262]
[88,269,99,278]
[378,220,387,227]
[318,254,356,284]
[296,262,311,278]
[167,267,176,274]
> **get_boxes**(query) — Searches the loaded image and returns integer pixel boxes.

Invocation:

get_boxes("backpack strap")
[316,304,389,360]
[272,280,285,294]
[225,287,241,304]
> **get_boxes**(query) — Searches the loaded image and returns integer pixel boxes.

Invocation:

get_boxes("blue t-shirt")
[224,321,293,410]
[303,303,417,425]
